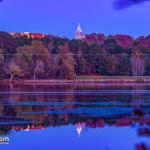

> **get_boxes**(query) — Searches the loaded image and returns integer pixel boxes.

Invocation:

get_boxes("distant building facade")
[10,32,45,39]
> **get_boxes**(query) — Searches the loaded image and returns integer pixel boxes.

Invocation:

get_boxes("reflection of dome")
[75,122,85,136]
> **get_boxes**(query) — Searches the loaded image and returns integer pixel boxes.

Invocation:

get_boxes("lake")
[0,83,150,150]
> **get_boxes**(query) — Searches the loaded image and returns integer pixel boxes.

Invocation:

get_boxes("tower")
[75,24,85,40]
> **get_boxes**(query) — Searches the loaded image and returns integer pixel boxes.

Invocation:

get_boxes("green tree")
[115,54,131,76]
[50,43,75,79]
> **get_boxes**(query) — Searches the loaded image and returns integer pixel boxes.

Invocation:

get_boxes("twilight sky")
[0,0,150,38]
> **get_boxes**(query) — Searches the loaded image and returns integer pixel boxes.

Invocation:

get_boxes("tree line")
[0,31,150,80]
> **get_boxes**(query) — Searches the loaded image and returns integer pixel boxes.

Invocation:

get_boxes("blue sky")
[0,0,150,38]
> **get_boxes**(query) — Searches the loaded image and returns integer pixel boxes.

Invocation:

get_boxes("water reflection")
[0,83,150,149]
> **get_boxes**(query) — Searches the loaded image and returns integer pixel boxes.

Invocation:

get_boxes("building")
[10,32,45,39]
[27,32,45,39]
[75,24,85,40]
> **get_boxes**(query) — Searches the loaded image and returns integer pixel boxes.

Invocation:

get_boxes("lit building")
[75,24,85,40]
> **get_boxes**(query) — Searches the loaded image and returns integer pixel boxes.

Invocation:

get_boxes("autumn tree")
[15,40,50,79]
[0,32,17,55]
[33,59,44,80]
[7,61,22,81]
[0,49,4,79]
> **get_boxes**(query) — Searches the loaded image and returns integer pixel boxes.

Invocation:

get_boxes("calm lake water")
[0,83,150,150]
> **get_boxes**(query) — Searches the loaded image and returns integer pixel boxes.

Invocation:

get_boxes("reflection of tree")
[135,143,148,150]
[131,84,144,108]
[0,84,76,128]
[0,81,150,150]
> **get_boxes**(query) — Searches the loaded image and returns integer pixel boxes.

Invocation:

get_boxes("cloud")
[113,0,148,10]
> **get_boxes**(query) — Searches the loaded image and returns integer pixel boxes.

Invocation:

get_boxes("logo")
[0,137,9,144]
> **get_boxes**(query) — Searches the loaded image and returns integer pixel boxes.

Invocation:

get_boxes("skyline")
[0,0,150,38]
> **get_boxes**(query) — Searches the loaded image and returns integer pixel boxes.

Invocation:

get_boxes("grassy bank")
[1,76,150,84]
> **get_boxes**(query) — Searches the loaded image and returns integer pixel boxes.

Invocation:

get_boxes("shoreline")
[1,76,150,85]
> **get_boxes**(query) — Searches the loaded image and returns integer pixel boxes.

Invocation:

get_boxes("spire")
[75,24,85,40]
[76,24,82,33]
